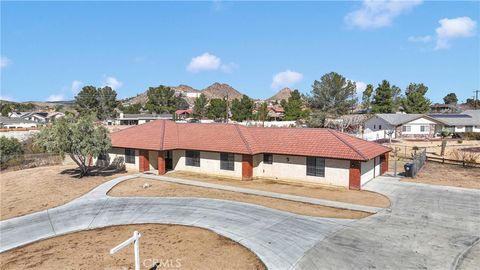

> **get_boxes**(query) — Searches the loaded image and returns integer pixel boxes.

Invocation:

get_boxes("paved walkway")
[295,177,480,270]
[0,174,354,270]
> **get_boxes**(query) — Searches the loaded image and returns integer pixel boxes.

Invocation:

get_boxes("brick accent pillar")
[242,154,253,181]
[157,151,166,175]
[139,150,149,172]
[381,153,389,175]
[349,161,361,190]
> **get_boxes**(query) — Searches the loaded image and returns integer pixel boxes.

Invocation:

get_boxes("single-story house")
[107,120,391,190]
[116,112,173,125]
[429,110,480,133]
[175,109,193,120]
[9,111,65,124]
[364,113,444,139]
[0,116,38,129]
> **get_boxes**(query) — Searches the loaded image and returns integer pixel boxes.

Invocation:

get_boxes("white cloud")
[71,80,83,94]
[271,70,303,90]
[345,0,422,29]
[355,81,368,92]
[435,17,477,49]
[46,94,65,102]
[187,52,222,72]
[102,76,123,89]
[408,35,432,43]
[1,56,11,69]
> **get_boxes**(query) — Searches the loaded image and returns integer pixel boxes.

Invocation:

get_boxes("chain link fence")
[404,148,427,177]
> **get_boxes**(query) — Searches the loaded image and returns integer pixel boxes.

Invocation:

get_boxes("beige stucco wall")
[253,154,350,187]
[108,147,139,171]
[172,150,243,178]
[361,159,375,185]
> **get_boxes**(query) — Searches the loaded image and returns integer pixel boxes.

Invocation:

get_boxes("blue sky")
[1,1,479,103]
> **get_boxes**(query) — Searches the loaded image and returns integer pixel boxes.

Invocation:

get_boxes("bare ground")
[0,165,132,220]
[163,171,390,208]
[109,178,372,219]
[402,162,480,189]
[0,224,265,270]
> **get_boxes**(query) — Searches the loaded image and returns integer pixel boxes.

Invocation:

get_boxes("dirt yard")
[0,165,131,220]
[385,139,480,161]
[0,224,265,270]
[163,171,390,208]
[109,178,371,219]
[402,161,480,189]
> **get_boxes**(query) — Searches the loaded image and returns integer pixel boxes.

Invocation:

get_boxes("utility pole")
[474,90,479,109]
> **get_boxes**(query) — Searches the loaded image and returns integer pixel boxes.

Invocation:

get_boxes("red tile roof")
[110,120,390,161]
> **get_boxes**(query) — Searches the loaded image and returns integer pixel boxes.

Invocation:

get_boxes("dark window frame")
[220,152,235,171]
[306,157,325,177]
[263,153,273,164]
[125,148,135,164]
[185,150,200,167]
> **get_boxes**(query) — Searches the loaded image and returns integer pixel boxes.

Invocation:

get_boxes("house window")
[185,150,200,167]
[263,154,273,164]
[420,125,429,132]
[220,153,234,171]
[379,125,382,129]
[402,125,411,132]
[466,126,473,132]
[306,157,325,177]
[125,148,135,164]
[373,125,376,129]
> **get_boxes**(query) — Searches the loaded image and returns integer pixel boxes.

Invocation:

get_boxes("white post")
[110,231,141,270]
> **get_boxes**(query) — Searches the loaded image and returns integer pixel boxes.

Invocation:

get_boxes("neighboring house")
[429,110,480,133]
[9,111,65,124]
[364,114,443,139]
[107,120,391,190]
[116,112,173,125]
[175,109,193,120]
[267,105,285,120]
[430,103,458,113]
[0,116,38,128]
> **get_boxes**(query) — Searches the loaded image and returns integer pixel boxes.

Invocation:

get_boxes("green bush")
[463,132,480,140]
[0,137,24,165]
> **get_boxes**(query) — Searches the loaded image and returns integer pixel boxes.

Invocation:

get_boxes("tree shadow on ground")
[60,166,126,179]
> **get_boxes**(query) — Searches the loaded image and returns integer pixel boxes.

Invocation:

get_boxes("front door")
[165,151,173,171]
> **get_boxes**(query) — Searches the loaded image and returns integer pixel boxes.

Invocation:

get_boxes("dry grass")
[0,224,265,270]
[402,161,480,189]
[109,178,373,219]
[386,139,480,161]
[163,171,390,208]
[0,165,132,220]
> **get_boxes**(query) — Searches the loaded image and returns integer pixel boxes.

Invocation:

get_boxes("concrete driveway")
[1,174,479,270]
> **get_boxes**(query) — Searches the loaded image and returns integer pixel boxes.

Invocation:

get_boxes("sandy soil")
[402,162,480,189]
[0,165,131,220]
[163,171,390,208]
[0,224,265,270]
[109,178,371,219]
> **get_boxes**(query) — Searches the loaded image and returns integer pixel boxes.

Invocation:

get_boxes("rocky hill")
[268,87,292,101]
[201,82,243,100]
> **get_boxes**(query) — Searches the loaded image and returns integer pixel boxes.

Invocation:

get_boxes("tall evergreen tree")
[207,98,228,121]
[145,85,184,114]
[371,80,399,113]
[443,93,458,104]
[193,93,208,119]
[401,83,431,113]
[308,72,357,117]
[361,84,374,110]
[231,95,254,122]
[75,86,99,116]
[97,86,118,120]
[283,89,307,120]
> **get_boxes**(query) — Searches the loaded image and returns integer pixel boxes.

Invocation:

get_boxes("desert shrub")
[457,140,463,144]
[463,132,480,140]
[0,137,24,167]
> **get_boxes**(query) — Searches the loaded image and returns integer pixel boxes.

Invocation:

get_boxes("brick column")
[381,153,389,175]
[242,154,253,181]
[157,151,166,175]
[349,160,361,190]
[139,150,149,172]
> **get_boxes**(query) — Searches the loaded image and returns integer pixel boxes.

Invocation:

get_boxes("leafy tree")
[97,86,118,120]
[75,86,99,116]
[283,89,307,120]
[443,93,458,105]
[193,93,208,119]
[121,103,142,114]
[401,83,431,113]
[466,98,479,108]
[361,84,374,110]
[207,98,228,121]
[308,72,357,117]
[53,104,64,112]
[145,85,185,114]
[371,80,401,113]
[0,137,24,165]
[0,103,12,116]
[231,95,254,122]
[307,111,327,128]
[34,114,111,177]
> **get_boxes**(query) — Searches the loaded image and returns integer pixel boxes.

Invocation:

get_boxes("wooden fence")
[426,156,480,168]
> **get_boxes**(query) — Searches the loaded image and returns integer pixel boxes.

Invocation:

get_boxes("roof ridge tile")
[327,129,368,160]
[234,125,253,155]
